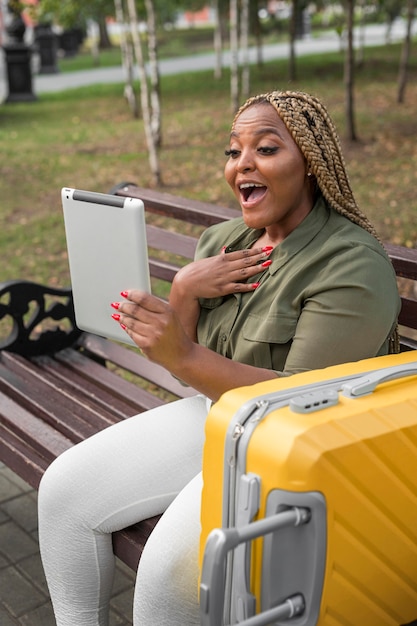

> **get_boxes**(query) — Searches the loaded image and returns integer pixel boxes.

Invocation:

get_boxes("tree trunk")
[89,21,100,66]
[114,0,138,118]
[97,14,112,49]
[126,0,161,186]
[344,0,357,141]
[230,0,239,112]
[253,0,264,66]
[289,0,297,81]
[145,0,161,147]
[213,0,222,79]
[397,0,415,104]
[240,0,250,102]
[356,0,366,67]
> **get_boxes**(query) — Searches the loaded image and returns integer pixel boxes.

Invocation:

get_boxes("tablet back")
[62,188,150,345]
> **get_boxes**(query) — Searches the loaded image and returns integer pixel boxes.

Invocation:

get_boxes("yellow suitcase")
[199,352,417,626]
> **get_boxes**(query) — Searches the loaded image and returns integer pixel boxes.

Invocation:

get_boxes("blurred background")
[0,0,416,289]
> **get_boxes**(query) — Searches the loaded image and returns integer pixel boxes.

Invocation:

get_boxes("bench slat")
[385,243,417,280]
[78,334,198,399]
[149,257,182,283]
[115,184,240,226]
[0,354,118,441]
[112,517,162,571]
[0,424,49,488]
[399,298,417,330]
[146,224,197,259]
[36,353,149,418]
[53,348,164,412]
[0,390,73,462]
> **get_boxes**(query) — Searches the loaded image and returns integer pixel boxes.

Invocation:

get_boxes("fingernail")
[111,302,120,310]
[261,259,272,268]
[111,313,121,321]
[252,282,260,289]
[120,291,128,298]
[262,246,273,252]
[120,323,127,331]
[220,246,227,253]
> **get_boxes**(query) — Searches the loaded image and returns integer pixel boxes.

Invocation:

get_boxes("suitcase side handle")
[342,362,417,398]
[200,507,309,626]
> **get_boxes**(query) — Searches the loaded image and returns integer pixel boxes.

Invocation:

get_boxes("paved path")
[0,463,136,625]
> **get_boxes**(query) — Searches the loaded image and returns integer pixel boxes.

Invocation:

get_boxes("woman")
[38,91,400,625]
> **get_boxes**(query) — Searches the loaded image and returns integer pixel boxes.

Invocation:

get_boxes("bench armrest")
[0,280,81,356]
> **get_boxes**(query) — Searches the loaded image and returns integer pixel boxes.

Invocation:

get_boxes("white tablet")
[62,187,151,345]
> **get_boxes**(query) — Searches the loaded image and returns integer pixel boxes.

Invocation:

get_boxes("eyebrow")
[230,126,285,140]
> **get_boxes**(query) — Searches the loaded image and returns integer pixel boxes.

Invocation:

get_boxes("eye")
[224,148,240,158]
[258,146,278,155]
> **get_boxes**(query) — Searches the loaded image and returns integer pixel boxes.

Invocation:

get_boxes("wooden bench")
[0,182,416,572]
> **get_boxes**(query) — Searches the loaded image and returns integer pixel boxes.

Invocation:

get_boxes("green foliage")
[377,0,404,22]
[34,0,115,28]
[9,0,25,14]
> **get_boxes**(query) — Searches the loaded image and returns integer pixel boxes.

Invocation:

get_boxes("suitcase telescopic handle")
[200,507,309,626]
[342,362,417,398]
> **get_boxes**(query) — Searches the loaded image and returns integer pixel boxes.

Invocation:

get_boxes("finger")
[221,246,273,264]
[232,281,260,293]
[120,290,166,314]
[221,246,274,259]
[117,320,148,356]
[115,309,156,346]
[230,258,272,279]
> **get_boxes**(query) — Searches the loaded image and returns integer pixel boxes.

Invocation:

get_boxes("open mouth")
[239,183,267,203]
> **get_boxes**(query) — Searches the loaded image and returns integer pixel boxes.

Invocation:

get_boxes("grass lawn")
[0,42,416,289]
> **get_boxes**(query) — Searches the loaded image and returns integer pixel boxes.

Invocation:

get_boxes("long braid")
[234,90,400,353]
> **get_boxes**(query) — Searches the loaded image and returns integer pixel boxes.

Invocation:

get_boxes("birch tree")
[126,0,161,185]
[114,0,138,117]
[230,0,239,111]
[240,0,250,102]
[144,0,161,147]
[229,0,252,111]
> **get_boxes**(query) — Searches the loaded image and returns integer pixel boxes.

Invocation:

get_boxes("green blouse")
[195,196,400,376]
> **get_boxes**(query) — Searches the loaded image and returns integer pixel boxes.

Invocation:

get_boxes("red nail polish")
[262,246,273,252]
[111,302,120,310]
[252,282,260,289]
[120,323,127,331]
[261,259,272,268]
[111,313,121,321]
[120,291,128,299]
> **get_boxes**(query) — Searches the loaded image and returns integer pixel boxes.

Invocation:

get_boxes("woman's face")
[224,102,314,242]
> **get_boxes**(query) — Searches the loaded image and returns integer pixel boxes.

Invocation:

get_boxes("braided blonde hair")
[234,90,399,353]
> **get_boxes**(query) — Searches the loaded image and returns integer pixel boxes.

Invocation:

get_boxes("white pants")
[38,395,209,626]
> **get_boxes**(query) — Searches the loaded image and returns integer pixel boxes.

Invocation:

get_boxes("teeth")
[239,183,264,189]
